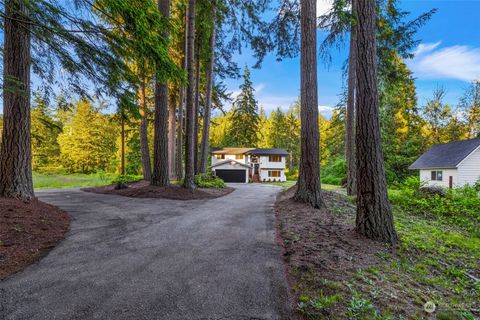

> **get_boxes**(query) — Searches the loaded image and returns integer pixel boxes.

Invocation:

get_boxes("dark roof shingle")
[409,138,480,169]
[246,148,289,156]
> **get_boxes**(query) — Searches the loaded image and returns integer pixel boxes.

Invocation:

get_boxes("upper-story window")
[215,154,225,160]
[235,154,244,160]
[431,170,443,181]
[269,155,282,162]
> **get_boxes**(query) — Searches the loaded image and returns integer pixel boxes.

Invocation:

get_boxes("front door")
[254,163,259,175]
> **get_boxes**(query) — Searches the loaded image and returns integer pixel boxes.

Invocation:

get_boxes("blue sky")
[223,0,480,119]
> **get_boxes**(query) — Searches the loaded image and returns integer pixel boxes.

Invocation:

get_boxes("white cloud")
[319,105,334,118]
[409,42,480,82]
[317,0,333,17]
[413,41,441,56]
[230,83,266,100]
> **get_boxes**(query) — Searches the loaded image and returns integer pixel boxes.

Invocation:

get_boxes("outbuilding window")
[215,154,225,160]
[235,154,244,160]
[431,170,443,181]
[269,155,281,162]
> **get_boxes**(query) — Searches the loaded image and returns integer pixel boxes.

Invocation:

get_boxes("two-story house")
[211,147,289,183]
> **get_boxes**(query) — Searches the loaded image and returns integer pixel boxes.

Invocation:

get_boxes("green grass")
[265,180,342,191]
[32,172,141,189]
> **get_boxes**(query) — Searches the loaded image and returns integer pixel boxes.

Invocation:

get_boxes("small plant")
[297,291,341,318]
[194,173,225,189]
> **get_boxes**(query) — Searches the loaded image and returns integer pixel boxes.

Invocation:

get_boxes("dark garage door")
[215,169,246,183]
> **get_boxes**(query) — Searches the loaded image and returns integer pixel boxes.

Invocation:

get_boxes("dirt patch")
[83,180,234,200]
[276,187,399,319]
[0,198,70,280]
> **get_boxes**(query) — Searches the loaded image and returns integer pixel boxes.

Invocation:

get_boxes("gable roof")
[211,147,255,155]
[211,159,250,168]
[409,138,480,170]
[211,147,288,156]
[246,148,289,156]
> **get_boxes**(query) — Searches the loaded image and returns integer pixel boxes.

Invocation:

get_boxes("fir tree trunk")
[199,0,217,174]
[0,0,34,200]
[184,0,196,189]
[168,91,176,180]
[151,0,170,187]
[139,79,152,181]
[355,0,398,245]
[176,87,185,179]
[294,0,325,209]
[193,39,201,174]
[345,0,357,196]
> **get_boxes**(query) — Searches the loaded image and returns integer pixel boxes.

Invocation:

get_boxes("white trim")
[211,159,250,169]
[455,144,480,168]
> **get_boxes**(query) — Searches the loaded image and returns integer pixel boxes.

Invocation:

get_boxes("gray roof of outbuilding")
[247,148,289,156]
[409,138,480,170]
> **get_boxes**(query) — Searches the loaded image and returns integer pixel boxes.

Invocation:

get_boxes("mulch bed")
[83,180,234,200]
[0,198,70,280]
[275,187,394,318]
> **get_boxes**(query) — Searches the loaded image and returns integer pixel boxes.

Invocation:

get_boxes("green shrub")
[194,173,225,189]
[390,177,480,236]
[285,168,298,181]
[110,174,142,184]
[321,158,346,186]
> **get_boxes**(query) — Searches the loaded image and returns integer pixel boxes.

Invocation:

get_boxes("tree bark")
[151,0,170,187]
[355,0,398,245]
[193,38,201,174]
[0,0,34,200]
[168,90,176,180]
[199,0,218,174]
[345,0,357,196]
[184,0,196,189]
[139,79,152,180]
[294,0,325,209]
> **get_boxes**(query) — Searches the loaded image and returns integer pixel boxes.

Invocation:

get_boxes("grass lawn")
[33,172,141,189]
[266,180,342,191]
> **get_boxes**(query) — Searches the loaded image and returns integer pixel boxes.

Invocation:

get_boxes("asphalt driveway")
[0,184,292,320]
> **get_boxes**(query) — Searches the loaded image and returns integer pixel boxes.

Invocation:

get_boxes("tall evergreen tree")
[459,80,480,139]
[184,0,197,189]
[151,0,171,186]
[229,66,260,147]
[355,0,398,244]
[294,0,325,209]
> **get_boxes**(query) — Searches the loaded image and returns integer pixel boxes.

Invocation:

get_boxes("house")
[409,138,480,188]
[211,147,289,183]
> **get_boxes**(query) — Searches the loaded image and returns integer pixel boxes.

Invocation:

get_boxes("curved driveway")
[0,184,291,320]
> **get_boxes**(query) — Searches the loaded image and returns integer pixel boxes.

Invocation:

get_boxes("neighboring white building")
[211,148,288,183]
[409,138,480,188]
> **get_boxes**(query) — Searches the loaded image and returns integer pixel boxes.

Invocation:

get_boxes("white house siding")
[212,161,249,183]
[457,146,480,186]
[258,155,286,169]
[420,168,458,188]
[211,154,248,166]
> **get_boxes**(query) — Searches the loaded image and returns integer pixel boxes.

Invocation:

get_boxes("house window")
[235,154,244,160]
[431,170,443,181]
[268,171,281,177]
[269,155,282,162]
[215,154,225,160]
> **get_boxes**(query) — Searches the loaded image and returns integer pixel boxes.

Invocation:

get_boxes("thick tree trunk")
[193,39,201,174]
[355,0,398,245]
[184,0,196,189]
[0,1,34,200]
[294,0,325,209]
[345,0,357,196]
[151,0,170,186]
[168,91,176,180]
[199,0,218,174]
[139,80,152,180]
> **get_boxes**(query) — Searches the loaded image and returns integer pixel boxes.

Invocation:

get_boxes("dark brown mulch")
[0,198,70,280]
[83,180,234,200]
[275,187,393,318]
